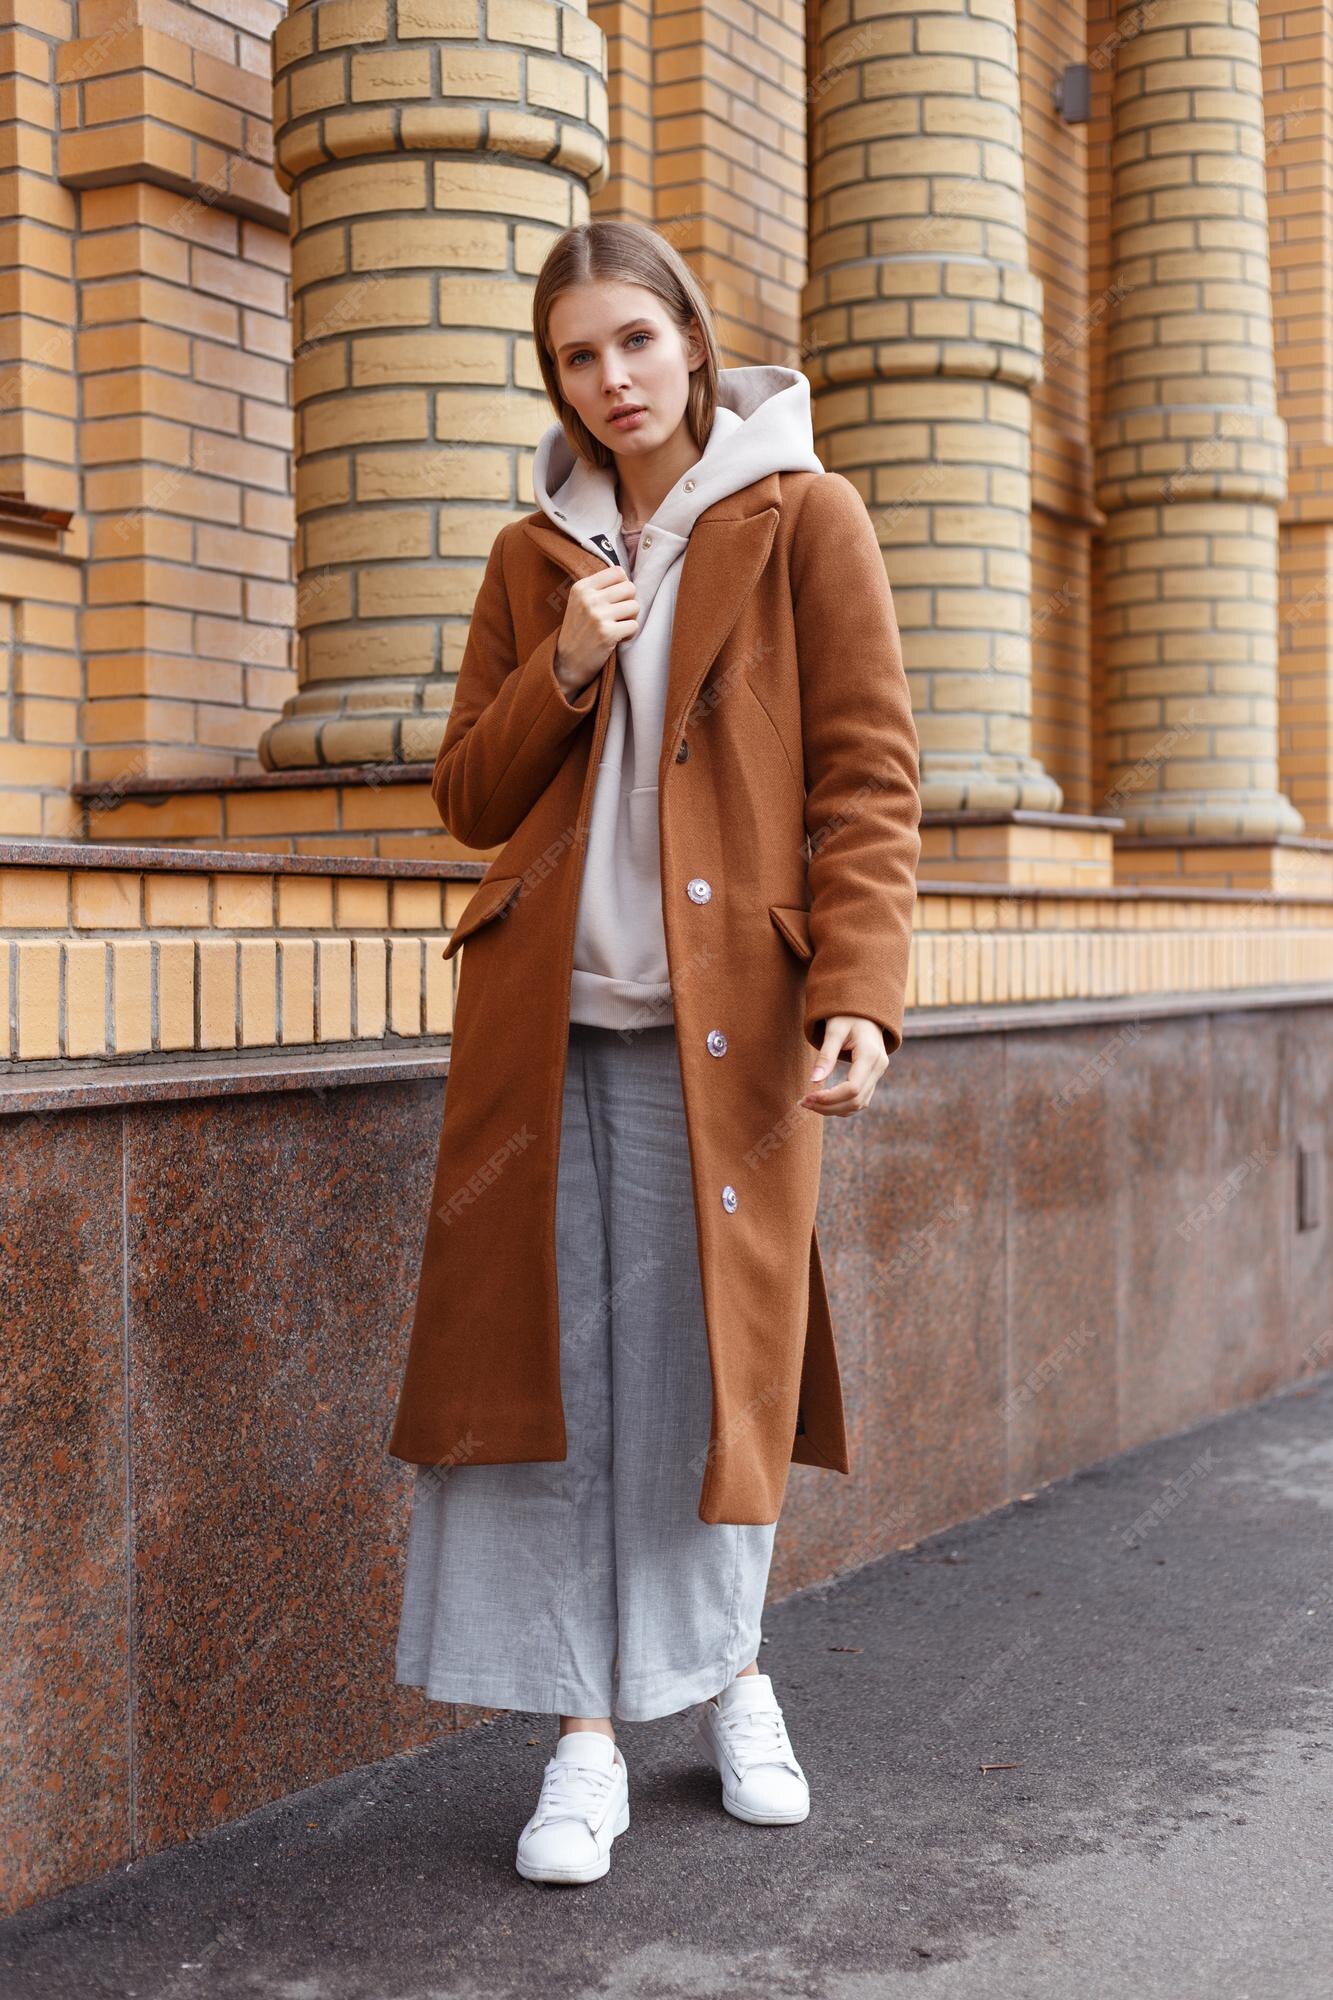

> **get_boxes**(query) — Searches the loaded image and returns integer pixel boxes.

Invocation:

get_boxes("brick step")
[0,842,484,1067]
[5,843,1333,1069]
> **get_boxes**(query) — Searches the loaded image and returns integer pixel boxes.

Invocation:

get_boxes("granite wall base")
[2,999,1329,1917]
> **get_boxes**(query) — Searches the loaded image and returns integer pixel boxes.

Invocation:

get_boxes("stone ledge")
[0,840,484,880]
[0,1040,452,1118]
[905,981,1333,1039]
[69,764,439,797]
[919,808,1125,830]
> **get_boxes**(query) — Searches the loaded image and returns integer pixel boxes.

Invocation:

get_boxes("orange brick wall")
[1262,0,1333,836]
[4,0,1333,841]
[1085,0,1118,821]
[1,0,77,524]
[74,177,294,785]
[589,0,810,367]
[592,0,653,219]
[61,0,295,789]
[1019,0,1098,816]
[0,0,295,840]
[1,0,84,839]
[1084,0,1333,839]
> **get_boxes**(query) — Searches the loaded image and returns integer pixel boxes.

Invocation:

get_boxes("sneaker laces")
[535,1753,615,1826]
[717,1702,801,1777]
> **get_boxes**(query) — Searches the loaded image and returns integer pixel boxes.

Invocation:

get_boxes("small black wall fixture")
[1053,64,1091,125]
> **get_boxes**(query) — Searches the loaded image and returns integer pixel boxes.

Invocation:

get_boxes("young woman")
[388,219,922,1886]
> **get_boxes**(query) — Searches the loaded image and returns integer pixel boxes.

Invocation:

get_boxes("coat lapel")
[657,503,780,777]
[518,474,782,785]
[515,518,607,586]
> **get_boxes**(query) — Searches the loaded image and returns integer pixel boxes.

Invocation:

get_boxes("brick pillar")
[801,0,1062,814]
[1095,0,1301,840]
[260,0,609,772]
[56,6,293,786]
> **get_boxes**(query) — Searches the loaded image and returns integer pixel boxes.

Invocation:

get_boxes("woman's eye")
[569,332,651,366]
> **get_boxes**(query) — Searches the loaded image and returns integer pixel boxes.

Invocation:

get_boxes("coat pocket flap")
[442,874,524,959]
[768,903,812,962]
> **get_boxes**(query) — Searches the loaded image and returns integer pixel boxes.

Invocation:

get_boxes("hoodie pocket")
[627,785,661,868]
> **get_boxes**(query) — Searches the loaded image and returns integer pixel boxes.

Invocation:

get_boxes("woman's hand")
[554,565,641,698]
[798,1015,890,1116]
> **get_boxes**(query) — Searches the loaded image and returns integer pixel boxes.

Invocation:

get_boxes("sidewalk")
[4,1373,1331,2000]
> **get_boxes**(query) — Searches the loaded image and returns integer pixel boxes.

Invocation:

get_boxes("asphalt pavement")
[3,1372,1331,2000]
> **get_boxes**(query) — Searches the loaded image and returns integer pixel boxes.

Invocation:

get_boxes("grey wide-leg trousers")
[394,1018,780,1723]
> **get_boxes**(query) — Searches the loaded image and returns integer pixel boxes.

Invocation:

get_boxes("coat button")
[721,1184,738,1212]
[684,479,695,491]
[642,533,652,547]
[675,737,689,762]
[686,877,711,903]
[706,1029,727,1057]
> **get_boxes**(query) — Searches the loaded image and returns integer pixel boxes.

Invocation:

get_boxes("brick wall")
[3,0,1332,842]
[1262,0,1333,837]
[0,0,295,844]
[1085,0,1116,819]
[63,0,295,787]
[1020,0,1097,814]
[591,0,811,367]
[1,0,83,839]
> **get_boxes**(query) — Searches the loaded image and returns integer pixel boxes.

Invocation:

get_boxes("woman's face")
[548,280,703,459]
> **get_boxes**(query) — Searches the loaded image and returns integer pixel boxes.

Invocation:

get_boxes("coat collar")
[518,472,783,782]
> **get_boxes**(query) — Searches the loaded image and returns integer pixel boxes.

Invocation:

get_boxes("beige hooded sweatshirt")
[530,363,825,1032]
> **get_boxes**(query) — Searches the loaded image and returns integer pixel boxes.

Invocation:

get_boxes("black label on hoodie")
[588,533,619,565]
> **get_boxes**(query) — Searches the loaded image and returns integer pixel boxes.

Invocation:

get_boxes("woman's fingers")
[801,1076,856,1110]
[800,1018,889,1115]
[584,569,639,637]
[587,567,637,603]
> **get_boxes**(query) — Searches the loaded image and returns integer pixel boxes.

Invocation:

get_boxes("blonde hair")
[532,220,721,471]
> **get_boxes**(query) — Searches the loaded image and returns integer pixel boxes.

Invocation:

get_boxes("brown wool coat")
[387,467,922,1525]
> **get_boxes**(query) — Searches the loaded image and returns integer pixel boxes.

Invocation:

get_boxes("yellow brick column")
[260,0,608,771]
[801,0,1062,815]
[1095,0,1301,840]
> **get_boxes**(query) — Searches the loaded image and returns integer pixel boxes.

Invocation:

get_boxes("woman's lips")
[609,407,646,429]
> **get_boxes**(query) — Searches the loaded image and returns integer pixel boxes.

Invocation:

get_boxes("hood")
[530,363,824,561]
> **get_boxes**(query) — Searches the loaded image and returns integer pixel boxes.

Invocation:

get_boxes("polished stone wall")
[3,997,1330,1918]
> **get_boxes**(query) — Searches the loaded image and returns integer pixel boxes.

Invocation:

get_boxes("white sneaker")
[696,1671,810,1825]
[515,1729,630,1885]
